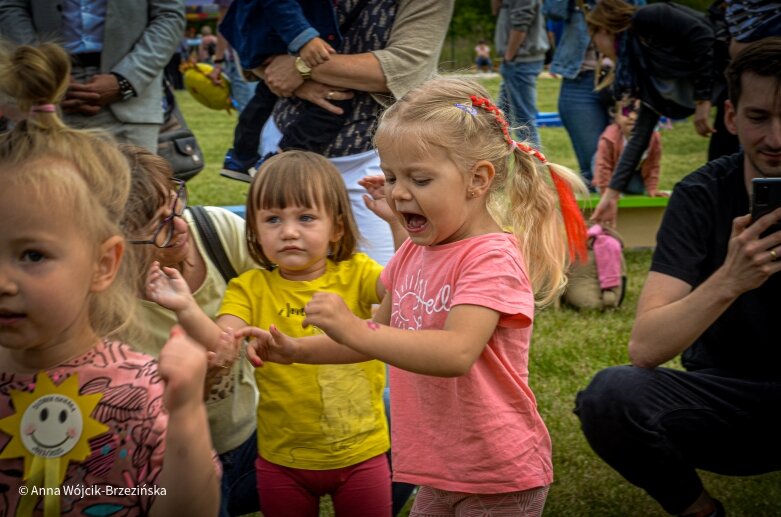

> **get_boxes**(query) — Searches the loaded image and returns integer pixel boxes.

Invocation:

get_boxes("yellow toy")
[181,61,234,113]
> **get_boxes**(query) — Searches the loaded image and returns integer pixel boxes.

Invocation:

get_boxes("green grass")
[177,74,781,516]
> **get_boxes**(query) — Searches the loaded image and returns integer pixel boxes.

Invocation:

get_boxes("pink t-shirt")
[0,341,167,515]
[381,233,553,493]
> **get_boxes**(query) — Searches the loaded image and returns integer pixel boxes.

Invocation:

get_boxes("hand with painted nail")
[303,292,361,345]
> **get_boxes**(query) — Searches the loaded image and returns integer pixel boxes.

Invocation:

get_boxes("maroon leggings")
[255,453,392,517]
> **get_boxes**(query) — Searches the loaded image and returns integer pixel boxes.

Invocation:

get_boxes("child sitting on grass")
[593,100,665,197]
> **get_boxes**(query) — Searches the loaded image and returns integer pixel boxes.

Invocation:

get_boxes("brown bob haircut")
[245,150,361,269]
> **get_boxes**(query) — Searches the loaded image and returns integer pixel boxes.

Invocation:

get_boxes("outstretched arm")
[303,293,500,376]
[241,324,374,367]
[146,262,247,359]
[629,210,781,368]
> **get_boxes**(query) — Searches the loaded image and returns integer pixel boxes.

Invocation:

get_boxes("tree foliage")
[451,0,496,42]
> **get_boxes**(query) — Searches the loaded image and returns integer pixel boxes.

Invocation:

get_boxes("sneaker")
[220,148,258,183]
[247,151,278,178]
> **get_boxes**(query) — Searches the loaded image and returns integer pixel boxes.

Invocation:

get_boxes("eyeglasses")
[129,179,187,248]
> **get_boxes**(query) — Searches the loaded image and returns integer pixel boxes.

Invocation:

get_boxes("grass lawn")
[177,74,781,516]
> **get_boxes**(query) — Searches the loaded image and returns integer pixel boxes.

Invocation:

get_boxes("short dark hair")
[726,37,781,107]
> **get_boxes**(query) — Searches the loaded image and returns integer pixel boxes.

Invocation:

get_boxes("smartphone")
[751,178,781,237]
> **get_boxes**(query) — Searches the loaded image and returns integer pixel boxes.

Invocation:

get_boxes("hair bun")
[0,42,70,112]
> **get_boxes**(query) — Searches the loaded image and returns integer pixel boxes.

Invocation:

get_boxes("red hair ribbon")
[515,140,588,263]
[470,95,514,147]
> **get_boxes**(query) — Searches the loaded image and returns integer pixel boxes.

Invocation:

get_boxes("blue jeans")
[223,57,257,113]
[498,59,544,149]
[558,70,610,186]
[219,431,261,517]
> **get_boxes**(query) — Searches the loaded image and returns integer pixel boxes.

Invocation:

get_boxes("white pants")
[261,120,394,266]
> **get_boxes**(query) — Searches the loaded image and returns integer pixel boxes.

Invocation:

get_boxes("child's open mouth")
[402,212,428,233]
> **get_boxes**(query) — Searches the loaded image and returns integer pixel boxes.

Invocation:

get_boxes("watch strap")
[112,72,136,101]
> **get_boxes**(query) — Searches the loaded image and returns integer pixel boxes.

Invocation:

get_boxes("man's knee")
[574,365,658,431]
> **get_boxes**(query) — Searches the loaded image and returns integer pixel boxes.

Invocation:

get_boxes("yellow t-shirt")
[218,253,389,470]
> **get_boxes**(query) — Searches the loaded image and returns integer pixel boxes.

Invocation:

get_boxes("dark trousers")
[233,81,352,160]
[219,431,261,517]
[574,366,781,514]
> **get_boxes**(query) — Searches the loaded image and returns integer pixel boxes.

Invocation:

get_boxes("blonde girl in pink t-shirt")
[0,42,219,516]
[242,76,588,516]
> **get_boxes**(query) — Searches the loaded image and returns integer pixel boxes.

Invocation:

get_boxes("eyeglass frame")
[129,179,187,248]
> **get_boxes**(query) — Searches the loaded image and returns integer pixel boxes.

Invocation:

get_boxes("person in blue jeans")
[218,0,353,182]
[494,0,549,149]
[544,0,645,188]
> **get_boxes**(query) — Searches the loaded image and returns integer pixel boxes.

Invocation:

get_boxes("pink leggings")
[410,485,549,517]
[255,454,391,517]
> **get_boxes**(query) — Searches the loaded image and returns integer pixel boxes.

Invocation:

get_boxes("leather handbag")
[157,80,205,182]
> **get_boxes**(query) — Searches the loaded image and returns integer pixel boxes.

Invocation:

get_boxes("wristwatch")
[295,56,312,80]
[112,73,136,101]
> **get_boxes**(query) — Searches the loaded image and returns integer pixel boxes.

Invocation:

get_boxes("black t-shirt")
[651,152,781,380]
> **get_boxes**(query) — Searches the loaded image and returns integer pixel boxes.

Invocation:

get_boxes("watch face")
[295,57,312,77]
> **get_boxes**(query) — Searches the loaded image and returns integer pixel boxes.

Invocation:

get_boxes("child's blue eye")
[22,250,45,262]
[413,179,431,186]
[265,216,280,224]
[300,215,315,222]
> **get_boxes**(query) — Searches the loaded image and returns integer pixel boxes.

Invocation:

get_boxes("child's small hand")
[207,65,223,86]
[359,175,395,223]
[158,326,207,414]
[235,325,296,366]
[146,261,193,312]
[299,37,335,67]
[303,292,359,344]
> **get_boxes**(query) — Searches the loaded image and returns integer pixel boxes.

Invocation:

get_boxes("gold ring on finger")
[326,90,334,100]
[771,249,778,261]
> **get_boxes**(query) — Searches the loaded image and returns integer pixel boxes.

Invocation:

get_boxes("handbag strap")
[189,206,238,283]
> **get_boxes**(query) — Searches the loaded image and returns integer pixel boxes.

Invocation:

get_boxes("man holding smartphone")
[575,38,781,517]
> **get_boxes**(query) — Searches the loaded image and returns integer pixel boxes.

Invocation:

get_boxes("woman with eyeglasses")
[585,0,717,228]
[121,145,261,517]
